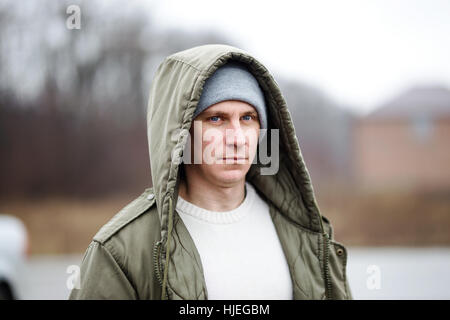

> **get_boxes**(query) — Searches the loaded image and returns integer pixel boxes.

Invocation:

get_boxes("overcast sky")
[144,0,450,115]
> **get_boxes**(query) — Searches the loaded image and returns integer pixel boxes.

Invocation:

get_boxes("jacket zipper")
[153,195,174,300]
[316,204,333,300]
[153,240,170,300]
[152,241,162,287]
[322,232,333,299]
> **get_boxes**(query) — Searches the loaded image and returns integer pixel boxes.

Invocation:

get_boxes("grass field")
[318,188,450,246]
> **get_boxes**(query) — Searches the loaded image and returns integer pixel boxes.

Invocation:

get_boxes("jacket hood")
[146,44,325,246]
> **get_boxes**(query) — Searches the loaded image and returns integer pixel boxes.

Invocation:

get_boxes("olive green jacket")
[69,44,352,300]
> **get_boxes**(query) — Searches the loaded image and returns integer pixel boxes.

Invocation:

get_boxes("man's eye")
[242,115,252,121]
[209,116,221,122]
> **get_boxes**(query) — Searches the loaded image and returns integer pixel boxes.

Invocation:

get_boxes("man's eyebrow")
[242,110,258,116]
[201,110,258,117]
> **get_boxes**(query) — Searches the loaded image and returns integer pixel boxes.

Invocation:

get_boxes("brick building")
[353,86,450,192]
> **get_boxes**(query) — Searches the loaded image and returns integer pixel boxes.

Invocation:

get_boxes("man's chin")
[212,168,249,184]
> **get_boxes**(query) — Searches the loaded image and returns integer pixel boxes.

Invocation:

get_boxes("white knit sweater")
[176,181,293,300]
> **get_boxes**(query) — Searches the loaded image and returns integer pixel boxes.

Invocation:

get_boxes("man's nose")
[225,120,246,146]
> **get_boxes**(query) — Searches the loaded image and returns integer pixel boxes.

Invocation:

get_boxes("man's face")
[186,100,260,185]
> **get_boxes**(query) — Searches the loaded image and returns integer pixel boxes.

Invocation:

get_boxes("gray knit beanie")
[194,61,268,130]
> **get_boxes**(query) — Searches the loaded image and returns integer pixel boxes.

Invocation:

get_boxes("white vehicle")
[0,214,28,300]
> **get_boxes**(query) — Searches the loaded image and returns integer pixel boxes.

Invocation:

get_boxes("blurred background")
[0,0,449,299]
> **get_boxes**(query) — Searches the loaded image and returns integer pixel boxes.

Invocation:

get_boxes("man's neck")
[178,177,246,212]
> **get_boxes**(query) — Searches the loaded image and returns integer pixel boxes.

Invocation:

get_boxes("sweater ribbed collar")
[176,182,255,224]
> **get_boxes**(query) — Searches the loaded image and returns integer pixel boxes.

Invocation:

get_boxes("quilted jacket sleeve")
[68,241,137,300]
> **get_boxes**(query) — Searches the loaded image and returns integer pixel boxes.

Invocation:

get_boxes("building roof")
[368,85,450,120]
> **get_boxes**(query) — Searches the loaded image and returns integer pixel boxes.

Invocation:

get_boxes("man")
[69,44,352,300]
[175,61,292,300]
